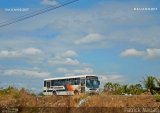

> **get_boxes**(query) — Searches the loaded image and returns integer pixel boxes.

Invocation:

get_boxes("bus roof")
[44,75,98,81]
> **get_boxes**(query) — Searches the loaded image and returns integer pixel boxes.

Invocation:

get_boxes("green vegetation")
[0,75,160,109]
[155,95,160,102]
[104,75,160,95]
[0,76,160,110]
[0,75,160,97]
[104,82,143,95]
[143,76,156,94]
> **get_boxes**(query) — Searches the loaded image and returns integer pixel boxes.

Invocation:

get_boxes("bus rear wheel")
[74,90,79,95]
[52,91,57,95]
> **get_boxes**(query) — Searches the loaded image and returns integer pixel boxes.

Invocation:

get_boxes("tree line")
[104,75,160,95]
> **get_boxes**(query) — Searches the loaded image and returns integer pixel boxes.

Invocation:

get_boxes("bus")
[43,75,100,95]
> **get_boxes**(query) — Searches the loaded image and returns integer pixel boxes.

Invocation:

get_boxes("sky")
[0,0,160,93]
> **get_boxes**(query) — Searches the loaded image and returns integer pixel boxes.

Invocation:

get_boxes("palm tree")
[104,82,113,92]
[129,84,135,94]
[155,77,160,86]
[135,84,143,89]
[143,76,156,94]
[154,77,160,93]
[129,84,143,95]
[112,83,120,92]
[122,85,128,94]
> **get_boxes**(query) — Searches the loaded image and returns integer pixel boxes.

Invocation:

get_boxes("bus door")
[81,78,85,93]
[46,81,50,88]
[46,81,51,94]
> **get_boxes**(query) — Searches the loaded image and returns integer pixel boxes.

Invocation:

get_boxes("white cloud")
[0,48,47,64]
[74,33,105,45]
[110,27,160,48]
[0,48,44,58]
[22,48,43,55]
[41,0,58,6]
[121,48,160,59]
[1,1,159,51]
[0,1,159,90]
[120,48,145,57]
[57,67,68,73]
[0,50,19,58]
[47,50,89,67]
[2,69,50,78]
[57,67,94,75]
[48,57,80,66]
[146,48,160,59]
[61,50,78,57]
[72,68,94,74]
[100,74,126,85]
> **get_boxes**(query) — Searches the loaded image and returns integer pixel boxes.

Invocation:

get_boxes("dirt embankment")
[1,88,160,113]
[0,91,160,107]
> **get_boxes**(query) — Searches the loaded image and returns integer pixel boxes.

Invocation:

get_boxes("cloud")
[48,50,89,66]
[61,50,78,57]
[120,48,145,57]
[146,48,160,59]
[0,0,159,90]
[41,0,58,6]
[99,74,126,85]
[1,1,159,50]
[72,68,94,74]
[0,48,45,64]
[74,33,105,45]
[22,48,43,55]
[121,48,160,59]
[110,27,160,48]
[48,57,80,66]
[57,67,94,75]
[1,69,50,78]
[0,48,44,59]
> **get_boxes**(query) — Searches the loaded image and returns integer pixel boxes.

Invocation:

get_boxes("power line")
[0,0,79,28]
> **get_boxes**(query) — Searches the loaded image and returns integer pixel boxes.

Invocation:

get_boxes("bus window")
[75,78,80,85]
[51,80,54,86]
[44,81,46,87]
[61,79,65,85]
[69,78,80,85]
[56,80,61,86]
[81,78,85,93]
[71,78,76,85]
[66,79,71,84]
[81,79,85,86]
[46,81,50,88]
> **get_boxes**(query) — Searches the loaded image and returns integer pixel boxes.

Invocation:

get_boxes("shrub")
[13,92,21,99]
[155,95,160,102]
[38,92,44,96]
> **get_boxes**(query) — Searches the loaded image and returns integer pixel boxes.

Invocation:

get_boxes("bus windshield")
[86,77,99,89]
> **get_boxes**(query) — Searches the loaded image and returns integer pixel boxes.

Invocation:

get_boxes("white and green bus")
[43,75,100,95]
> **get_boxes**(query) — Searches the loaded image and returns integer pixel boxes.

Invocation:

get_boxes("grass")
[154,95,160,102]
[0,86,160,109]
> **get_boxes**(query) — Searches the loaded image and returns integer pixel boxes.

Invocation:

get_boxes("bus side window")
[74,78,80,85]
[61,79,64,85]
[77,78,80,85]
[63,79,67,85]
[81,79,85,86]
[67,79,71,84]
[51,80,54,86]
[44,81,46,87]
[59,80,65,85]
[57,80,61,86]
[46,81,50,88]
[71,78,75,85]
